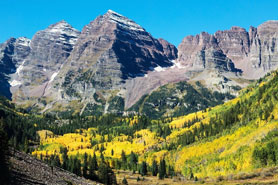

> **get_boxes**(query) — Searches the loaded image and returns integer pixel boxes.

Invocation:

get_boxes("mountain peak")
[104,9,145,32]
[16,37,31,47]
[258,20,278,28]
[107,9,121,16]
[258,20,278,35]
[47,20,80,36]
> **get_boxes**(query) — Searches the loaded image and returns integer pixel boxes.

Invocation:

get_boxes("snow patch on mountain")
[16,60,26,75]
[170,60,186,69]
[10,80,21,87]
[17,37,31,47]
[48,21,79,36]
[154,66,166,72]
[107,10,145,32]
[49,72,58,83]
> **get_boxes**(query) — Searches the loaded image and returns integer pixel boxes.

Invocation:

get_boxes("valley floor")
[115,170,278,185]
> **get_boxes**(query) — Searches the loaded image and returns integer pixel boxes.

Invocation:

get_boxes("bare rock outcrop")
[177,21,278,79]
[177,32,240,73]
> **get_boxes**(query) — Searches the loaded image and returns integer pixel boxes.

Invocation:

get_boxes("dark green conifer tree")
[139,161,147,176]
[83,153,88,177]
[158,159,166,179]
[0,118,10,184]
[129,151,137,172]
[121,150,127,170]
[122,177,128,185]
[151,159,158,176]
[98,162,117,185]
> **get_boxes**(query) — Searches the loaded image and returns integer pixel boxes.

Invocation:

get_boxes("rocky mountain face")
[0,37,31,99]
[41,10,177,115]
[178,21,278,79]
[176,21,278,95]
[1,10,278,116]
[247,21,278,77]
[178,31,241,73]
[9,21,80,106]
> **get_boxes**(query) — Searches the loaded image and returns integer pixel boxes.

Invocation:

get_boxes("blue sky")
[1,0,278,46]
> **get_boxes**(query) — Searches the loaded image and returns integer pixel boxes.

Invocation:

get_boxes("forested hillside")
[1,70,278,184]
[24,70,278,183]
[129,81,234,119]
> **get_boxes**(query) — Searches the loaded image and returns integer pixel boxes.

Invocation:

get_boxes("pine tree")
[24,137,29,153]
[121,150,127,170]
[98,162,117,185]
[83,153,88,177]
[0,118,10,184]
[61,148,69,170]
[190,171,194,180]
[122,177,128,185]
[129,151,137,172]
[71,156,82,176]
[158,159,166,179]
[140,161,147,176]
[76,158,82,176]
[100,152,105,162]
[168,165,175,178]
[92,152,98,170]
[151,160,158,176]
[54,154,61,167]
[100,144,105,152]
[116,159,121,169]
[88,154,98,181]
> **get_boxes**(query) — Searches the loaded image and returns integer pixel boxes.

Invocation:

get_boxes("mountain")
[41,10,177,115]
[9,21,80,108]
[1,11,278,117]
[177,21,278,91]
[177,30,246,94]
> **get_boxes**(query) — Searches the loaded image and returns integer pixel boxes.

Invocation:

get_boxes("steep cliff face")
[177,21,278,80]
[0,37,31,99]
[177,31,243,95]
[177,32,239,73]
[248,21,278,74]
[214,26,250,61]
